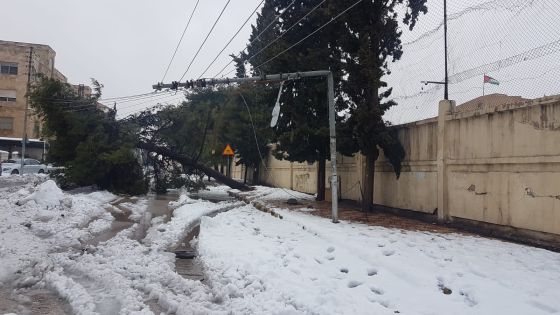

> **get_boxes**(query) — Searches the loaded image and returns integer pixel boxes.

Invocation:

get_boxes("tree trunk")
[252,164,260,185]
[361,149,379,212]
[243,165,248,184]
[137,142,252,191]
[316,158,326,201]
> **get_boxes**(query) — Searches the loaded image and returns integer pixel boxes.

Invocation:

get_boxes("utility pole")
[20,47,33,176]
[154,70,340,223]
[444,0,449,100]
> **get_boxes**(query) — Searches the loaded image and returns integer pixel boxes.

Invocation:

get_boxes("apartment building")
[0,40,72,139]
[0,40,91,159]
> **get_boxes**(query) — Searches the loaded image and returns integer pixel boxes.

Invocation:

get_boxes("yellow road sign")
[222,144,234,156]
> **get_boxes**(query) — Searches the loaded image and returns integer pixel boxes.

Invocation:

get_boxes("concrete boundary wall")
[231,95,560,237]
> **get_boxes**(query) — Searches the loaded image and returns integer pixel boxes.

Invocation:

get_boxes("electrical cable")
[253,0,363,71]
[178,0,232,83]
[212,0,298,78]
[240,0,328,70]
[99,91,159,102]
[117,93,184,112]
[238,91,299,199]
[196,0,265,80]
[161,0,201,83]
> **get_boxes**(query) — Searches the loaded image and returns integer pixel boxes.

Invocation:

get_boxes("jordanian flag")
[484,75,499,85]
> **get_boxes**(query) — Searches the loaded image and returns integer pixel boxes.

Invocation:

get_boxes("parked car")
[1,159,47,175]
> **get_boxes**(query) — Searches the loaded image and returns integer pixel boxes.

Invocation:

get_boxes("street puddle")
[0,287,71,315]
[134,192,179,241]
[85,192,179,248]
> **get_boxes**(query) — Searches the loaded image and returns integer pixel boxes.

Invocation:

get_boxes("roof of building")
[455,93,528,113]
[0,40,55,53]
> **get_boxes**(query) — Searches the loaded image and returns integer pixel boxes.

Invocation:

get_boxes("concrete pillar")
[437,100,455,222]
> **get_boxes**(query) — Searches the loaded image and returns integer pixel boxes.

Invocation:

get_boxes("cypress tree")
[335,0,427,211]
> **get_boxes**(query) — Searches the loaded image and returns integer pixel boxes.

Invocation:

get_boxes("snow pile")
[45,229,216,314]
[16,180,67,208]
[6,177,558,315]
[168,192,197,209]
[198,203,560,315]
[144,197,244,250]
[44,193,244,314]
[239,185,315,202]
[191,185,233,201]
[0,176,117,286]
[117,199,148,221]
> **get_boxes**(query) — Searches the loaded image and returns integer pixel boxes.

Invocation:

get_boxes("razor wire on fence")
[385,0,560,125]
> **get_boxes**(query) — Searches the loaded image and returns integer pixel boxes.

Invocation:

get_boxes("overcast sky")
[2,0,559,122]
[0,0,262,111]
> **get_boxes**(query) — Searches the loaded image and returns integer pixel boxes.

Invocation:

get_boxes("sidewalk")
[219,185,560,314]
[229,186,464,235]
[228,185,560,252]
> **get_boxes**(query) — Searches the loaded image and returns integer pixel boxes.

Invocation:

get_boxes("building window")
[0,90,16,103]
[0,63,18,75]
[0,117,14,130]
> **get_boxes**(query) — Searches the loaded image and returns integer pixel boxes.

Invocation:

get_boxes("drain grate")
[175,250,196,259]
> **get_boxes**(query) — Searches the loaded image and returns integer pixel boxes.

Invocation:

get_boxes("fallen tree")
[137,142,252,191]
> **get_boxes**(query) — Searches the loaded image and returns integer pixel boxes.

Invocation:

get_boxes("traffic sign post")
[222,144,234,156]
[222,144,234,178]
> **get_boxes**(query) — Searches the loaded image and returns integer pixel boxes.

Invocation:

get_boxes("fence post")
[437,100,455,222]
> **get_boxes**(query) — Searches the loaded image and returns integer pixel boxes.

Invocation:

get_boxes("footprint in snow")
[326,246,335,253]
[382,249,395,256]
[340,267,349,273]
[370,286,384,295]
[326,254,335,261]
[367,268,378,276]
[347,280,363,288]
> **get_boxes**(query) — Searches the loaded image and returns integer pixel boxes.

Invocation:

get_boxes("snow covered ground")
[1,178,560,314]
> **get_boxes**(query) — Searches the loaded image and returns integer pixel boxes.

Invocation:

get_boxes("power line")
[240,0,328,71]
[117,94,185,116]
[238,91,299,199]
[253,0,363,71]
[211,0,298,78]
[109,91,175,106]
[117,93,184,112]
[196,0,265,80]
[178,0,232,83]
[161,0,201,83]
[118,101,180,120]
[99,91,158,102]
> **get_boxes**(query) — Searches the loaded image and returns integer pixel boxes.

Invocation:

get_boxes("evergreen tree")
[30,77,147,194]
[219,85,275,184]
[335,0,427,211]
[241,0,345,200]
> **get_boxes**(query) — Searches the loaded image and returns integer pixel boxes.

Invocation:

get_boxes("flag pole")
[483,73,485,96]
